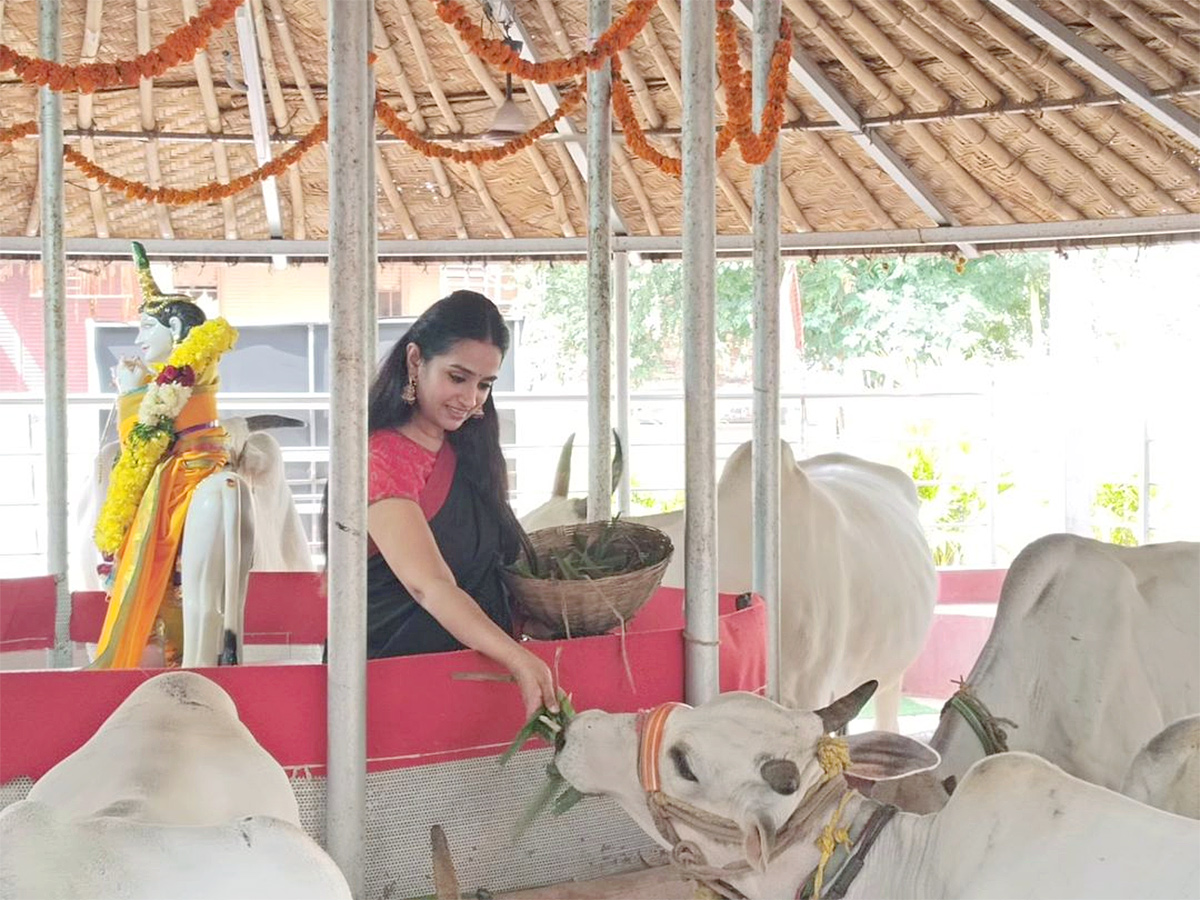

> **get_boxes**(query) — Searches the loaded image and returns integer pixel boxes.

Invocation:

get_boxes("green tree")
[530,259,758,385]
[796,253,1049,373]
[527,252,1049,385]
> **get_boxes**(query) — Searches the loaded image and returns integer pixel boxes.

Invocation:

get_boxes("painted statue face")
[136,312,174,365]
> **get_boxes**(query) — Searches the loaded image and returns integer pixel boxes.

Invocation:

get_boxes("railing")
[1,387,1009,577]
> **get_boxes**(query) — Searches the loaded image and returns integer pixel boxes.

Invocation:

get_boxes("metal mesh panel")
[291,750,665,899]
[0,777,33,811]
[3,751,662,899]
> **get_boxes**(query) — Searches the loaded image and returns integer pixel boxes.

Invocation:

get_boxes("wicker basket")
[505,520,674,639]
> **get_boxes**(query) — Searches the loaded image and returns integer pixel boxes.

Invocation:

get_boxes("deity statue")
[91,243,251,669]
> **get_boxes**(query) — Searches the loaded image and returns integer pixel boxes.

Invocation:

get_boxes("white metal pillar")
[39,0,70,667]
[587,0,613,523]
[614,251,631,516]
[682,0,719,705]
[326,2,371,895]
[751,0,782,703]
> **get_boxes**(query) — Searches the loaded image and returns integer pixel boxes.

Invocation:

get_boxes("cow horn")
[552,434,576,498]
[814,681,878,734]
[245,414,305,432]
[611,429,624,494]
[760,758,799,795]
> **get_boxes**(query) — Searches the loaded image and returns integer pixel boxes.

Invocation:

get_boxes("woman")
[331,290,558,718]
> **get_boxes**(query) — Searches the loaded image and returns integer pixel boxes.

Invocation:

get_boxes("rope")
[811,791,855,899]
[817,735,851,780]
[944,683,1018,756]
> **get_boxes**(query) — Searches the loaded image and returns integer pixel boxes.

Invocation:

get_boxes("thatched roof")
[1,0,1197,249]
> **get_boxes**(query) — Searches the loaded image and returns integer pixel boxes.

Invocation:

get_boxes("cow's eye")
[669,745,699,783]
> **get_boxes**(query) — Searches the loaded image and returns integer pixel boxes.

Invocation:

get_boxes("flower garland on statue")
[94,318,238,556]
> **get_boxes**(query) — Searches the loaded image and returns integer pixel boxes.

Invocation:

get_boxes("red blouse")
[368,429,438,506]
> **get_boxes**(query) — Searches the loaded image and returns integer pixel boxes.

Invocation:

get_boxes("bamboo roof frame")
[0,0,1196,254]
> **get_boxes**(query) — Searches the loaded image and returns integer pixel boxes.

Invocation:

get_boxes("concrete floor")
[499,865,696,900]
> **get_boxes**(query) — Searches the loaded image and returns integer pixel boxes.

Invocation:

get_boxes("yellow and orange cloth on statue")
[91,378,231,669]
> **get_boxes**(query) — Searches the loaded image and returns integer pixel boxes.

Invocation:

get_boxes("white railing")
[2,386,1018,576]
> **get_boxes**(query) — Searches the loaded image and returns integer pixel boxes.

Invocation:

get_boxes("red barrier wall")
[0,587,765,783]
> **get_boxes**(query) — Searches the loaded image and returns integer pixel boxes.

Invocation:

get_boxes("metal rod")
[987,0,1200,151]
[587,0,613,524]
[5,215,1198,259]
[36,84,1200,146]
[614,251,631,516]
[681,0,719,706]
[39,0,70,667]
[325,1,371,895]
[751,0,783,704]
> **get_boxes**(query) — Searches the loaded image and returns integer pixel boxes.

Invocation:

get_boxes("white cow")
[72,416,313,593]
[73,416,313,667]
[0,671,350,899]
[873,534,1200,814]
[1122,715,1200,819]
[555,682,1200,900]
[522,438,937,731]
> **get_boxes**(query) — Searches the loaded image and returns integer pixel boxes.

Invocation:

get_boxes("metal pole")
[751,0,782,704]
[682,0,719,706]
[326,2,371,895]
[615,251,631,516]
[1141,419,1151,545]
[39,0,70,667]
[587,0,613,523]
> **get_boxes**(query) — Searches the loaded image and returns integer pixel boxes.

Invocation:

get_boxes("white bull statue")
[555,681,1200,900]
[0,671,350,898]
[869,534,1200,815]
[521,436,937,731]
[85,242,312,669]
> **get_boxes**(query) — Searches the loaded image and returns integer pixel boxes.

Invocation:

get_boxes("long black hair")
[322,290,531,564]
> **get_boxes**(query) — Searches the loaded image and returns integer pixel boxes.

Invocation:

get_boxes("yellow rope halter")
[810,735,854,898]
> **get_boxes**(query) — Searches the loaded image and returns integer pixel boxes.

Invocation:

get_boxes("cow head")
[519,432,624,531]
[555,684,939,882]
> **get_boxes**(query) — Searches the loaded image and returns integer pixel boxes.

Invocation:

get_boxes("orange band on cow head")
[637,702,687,793]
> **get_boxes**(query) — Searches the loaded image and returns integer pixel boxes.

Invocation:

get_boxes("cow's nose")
[760,758,800,795]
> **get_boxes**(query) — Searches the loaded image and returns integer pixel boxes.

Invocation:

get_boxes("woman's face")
[409,338,502,432]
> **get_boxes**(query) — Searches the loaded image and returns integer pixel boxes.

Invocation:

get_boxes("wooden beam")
[647,3,807,230]
[442,22,575,237]
[77,0,111,238]
[250,0,304,239]
[274,0,417,238]
[181,0,238,239]
[391,0,512,238]
[136,0,173,238]
[371,6,467,238]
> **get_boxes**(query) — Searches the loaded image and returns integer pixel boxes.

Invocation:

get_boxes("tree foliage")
[526,252,1049,386]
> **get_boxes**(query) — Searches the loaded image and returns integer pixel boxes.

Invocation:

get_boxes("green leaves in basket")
[507,516,667,582]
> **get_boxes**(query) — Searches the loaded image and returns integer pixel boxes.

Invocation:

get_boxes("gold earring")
[401,376,417,405]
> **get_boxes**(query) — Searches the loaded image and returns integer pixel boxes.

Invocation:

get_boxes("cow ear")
[844,731,940,782]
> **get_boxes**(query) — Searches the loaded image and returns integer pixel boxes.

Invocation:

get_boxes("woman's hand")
[505,645,559,719]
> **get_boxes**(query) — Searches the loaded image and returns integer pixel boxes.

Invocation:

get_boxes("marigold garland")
[716,0,793,165]
[611,9,789,183]
[432,0,658,83]
[0,120,38,144]
[64,115,327,205]
[374,81,585,165]
[0,0,243,94]
[94,317,238,556]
